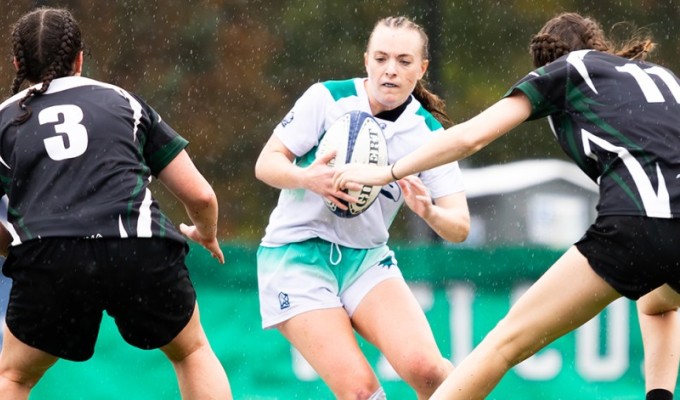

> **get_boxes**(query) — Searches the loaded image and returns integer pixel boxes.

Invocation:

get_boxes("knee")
[0,366,44,390]
[399,352,452,391]
[163,338,208,363]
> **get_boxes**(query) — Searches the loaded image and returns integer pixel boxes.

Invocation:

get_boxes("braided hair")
[10,7,83,125]
[369,16,452,128]
[529,12,655,68]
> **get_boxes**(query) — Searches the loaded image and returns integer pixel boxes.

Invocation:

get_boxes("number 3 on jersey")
[38,104,88,160]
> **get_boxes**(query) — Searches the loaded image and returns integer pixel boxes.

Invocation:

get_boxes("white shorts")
[257,238,403,329]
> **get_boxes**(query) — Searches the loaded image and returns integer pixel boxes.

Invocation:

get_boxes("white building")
[406,159,599,249]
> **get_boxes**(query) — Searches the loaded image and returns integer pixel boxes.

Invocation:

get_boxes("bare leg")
[0,325,58,400]
[430,247,621,400]
[161,303,232,400]
[352,278,453,399]
[278,307,380,399]
[638,285,680,396]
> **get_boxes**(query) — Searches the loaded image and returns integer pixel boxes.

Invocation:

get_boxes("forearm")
[421,205,470,243]
[184,190,219,238]
[391,96,531,180]
[255,153,307,190]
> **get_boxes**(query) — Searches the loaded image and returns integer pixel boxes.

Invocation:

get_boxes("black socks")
[647,389,673,400]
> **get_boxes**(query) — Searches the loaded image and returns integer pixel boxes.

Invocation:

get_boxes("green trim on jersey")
[124,175,146,232]
[323,79,357,101]
[148,136,189,175]
[295,147,317,168]
[0,174,11,197]
[610,170,644,212]
[9,209,32,240]
[415,106,443,132]
[159,213,167,237]
[286,150,318,202]
[514,81,560,119]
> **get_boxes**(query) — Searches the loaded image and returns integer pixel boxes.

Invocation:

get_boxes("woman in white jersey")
[255,16,470,399]
[0,7,231,399]
[335,12,680,400]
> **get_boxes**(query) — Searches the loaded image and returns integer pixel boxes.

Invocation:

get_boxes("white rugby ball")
[316,110,388,218]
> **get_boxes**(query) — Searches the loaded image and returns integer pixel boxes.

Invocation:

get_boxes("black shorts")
[2,238,196,362]
[575,215,680,300]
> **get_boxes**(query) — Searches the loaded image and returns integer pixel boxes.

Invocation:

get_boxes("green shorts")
[257,238,402,329]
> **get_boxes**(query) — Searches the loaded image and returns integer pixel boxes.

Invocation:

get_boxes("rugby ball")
[316,110,388,218]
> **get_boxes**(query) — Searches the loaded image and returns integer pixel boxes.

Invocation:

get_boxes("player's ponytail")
[10,7,83,125]
[412,80,452,128]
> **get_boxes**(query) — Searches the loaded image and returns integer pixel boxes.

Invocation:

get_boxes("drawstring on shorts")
[329,242,342,266]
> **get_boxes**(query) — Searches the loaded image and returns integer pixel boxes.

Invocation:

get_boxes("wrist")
[390,162,400,181]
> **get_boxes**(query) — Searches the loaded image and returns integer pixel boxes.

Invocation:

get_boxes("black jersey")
[508,50,680,218]
[0,76,188,244]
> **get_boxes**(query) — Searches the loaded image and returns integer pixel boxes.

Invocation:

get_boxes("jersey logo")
[380,182,402,202]
[278,292,290,310]
[281,111,294,128]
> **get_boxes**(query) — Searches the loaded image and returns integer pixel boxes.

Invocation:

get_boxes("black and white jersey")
[0,76,188,245]
[509,50,680,218]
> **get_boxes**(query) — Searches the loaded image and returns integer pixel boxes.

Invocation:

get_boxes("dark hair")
[368,16,452,128]
[529,12,655,68]
[11,7,83,125]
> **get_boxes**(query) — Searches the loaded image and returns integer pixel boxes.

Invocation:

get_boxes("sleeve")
[272,82,330,157]
[135,95,189,176]
[503,60,569,121]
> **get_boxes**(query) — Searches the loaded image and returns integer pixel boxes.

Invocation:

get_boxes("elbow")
[189,188,218,211]
[442,214,471,244]
[254,158,265,182]
[457,220,471,243]
[451,221,471,243]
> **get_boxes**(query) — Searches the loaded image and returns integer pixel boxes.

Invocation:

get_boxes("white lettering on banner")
[447,283,475,365]
[576,298,629,380]
[289,281,633,383]
[512,282,562,380]
[291,347,317,381]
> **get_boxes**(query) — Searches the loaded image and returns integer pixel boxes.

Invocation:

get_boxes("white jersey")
[261,78,464,249]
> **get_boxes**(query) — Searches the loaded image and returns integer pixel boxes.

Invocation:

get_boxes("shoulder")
[319,78,360,101]
[409,97,443,132]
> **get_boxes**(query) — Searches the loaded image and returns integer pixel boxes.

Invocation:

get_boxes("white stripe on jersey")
[137,187,153,237]
[3,221,21,246]
[0,77,144,141]
[118,215,128,238]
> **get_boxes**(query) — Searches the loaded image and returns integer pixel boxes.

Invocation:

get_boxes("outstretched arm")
[334,93,533,189]
[158,150,224,264]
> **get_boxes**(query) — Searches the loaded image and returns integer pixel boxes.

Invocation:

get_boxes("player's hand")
[399,175,434,219]
[304,150,357,210]
[333,163,392,192]
[180,223,225,264]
